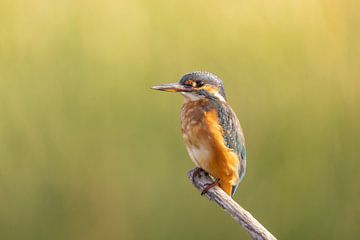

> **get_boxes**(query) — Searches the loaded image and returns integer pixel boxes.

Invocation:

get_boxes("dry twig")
[187,168,277,240]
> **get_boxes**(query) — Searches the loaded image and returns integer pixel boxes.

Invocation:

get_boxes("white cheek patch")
[213,92,226,102]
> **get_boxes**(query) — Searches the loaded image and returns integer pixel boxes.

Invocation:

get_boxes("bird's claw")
[201,179,220,195]
[192,167,203,180]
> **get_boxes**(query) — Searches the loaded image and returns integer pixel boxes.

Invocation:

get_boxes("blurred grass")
[0,0,359,239]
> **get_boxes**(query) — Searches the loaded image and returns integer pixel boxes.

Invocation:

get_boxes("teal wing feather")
[215,101,246,196]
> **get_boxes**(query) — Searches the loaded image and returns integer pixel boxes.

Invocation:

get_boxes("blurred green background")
[1,0,359,239]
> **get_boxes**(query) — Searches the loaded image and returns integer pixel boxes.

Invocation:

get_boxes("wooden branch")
[187,168,277,240]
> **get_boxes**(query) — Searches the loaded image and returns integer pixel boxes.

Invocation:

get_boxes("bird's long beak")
[151,82,192,93]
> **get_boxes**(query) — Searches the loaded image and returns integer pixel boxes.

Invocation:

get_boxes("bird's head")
[151,71,227,102]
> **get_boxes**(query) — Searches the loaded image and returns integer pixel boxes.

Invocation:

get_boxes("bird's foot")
[192,167,204,181]
[192,167,202,180]
[201,179,220,195]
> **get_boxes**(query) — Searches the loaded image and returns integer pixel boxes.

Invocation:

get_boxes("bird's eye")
[195,80,204,87]
[184,80,204,87]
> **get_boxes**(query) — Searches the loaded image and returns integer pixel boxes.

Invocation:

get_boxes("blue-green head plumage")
[179,71,227,101]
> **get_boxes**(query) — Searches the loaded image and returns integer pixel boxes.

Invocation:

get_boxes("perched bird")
[151,71,246,197]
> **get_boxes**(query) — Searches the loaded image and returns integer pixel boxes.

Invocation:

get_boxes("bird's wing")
[216,102,246,196]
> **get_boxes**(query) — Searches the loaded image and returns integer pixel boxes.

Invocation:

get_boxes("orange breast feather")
[181,102,239,195]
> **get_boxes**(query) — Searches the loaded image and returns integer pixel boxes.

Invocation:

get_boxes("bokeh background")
[1,0,359,239]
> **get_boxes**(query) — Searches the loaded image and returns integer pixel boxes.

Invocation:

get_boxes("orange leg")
[201,178,220,195]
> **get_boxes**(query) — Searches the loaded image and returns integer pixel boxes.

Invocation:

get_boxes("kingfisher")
[151,71,246,197]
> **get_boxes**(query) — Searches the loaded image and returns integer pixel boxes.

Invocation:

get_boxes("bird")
[151,71,246,197]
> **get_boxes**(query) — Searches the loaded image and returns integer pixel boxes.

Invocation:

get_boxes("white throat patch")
[181,91,226,102]
[181,92,205,101]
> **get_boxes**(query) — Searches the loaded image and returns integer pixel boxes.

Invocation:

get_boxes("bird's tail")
[231,160,246,196]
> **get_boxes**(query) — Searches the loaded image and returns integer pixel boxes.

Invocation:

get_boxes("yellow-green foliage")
[0,0,359,239]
